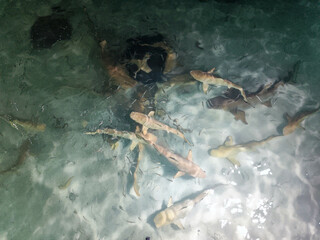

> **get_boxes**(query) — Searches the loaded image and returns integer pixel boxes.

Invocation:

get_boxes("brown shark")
[190,67,248,101]
[137,132,206,179]
[0,115,46,132]
[86,127,157,196]
[206,80,282,124]
[85,127,157,151]
[130,111,192,145]
[209,135,280,166]
[282,106,320,136]
[128,53,152,78]
[206,61,301,124]
[154,189,211,229]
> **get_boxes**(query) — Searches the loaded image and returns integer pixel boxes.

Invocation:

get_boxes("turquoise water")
[0,0,320,239]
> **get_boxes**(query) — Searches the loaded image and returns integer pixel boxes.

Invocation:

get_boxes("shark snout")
[130,112,145,124]
[190,70,202,79]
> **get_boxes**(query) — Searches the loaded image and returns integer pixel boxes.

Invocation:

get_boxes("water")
[0,0,320,239]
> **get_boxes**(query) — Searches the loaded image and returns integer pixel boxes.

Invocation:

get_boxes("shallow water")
[0,0,320,239]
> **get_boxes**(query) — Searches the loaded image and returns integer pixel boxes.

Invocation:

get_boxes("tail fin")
[282,60,301,84]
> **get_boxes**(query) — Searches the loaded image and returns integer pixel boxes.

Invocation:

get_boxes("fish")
[100,39,137,90]
[206,81,280,124]
[209,135,279,166]
[130,111,192,145]
[0,139,31,174]
[153,189,212,229]
[206,61,301,124]
[86,127,157,197]
[140,42,177,74]
[133,143,144,196]
[282,106,320,136]
[58,176,74,190]
[0,115,46,132]
[129,53,152,78]
[138,131,205,178]
[152,143,206,178]
[85,127,151,151]
[190,67,248,101]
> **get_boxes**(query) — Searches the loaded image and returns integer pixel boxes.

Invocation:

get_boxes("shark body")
[206,80,284,124]
[154,189,211,229]
[130,111,191,145]
[282,107,319,135]
[85,127,157,150]
[152,142,206,179]
[206,61,301,124]
[0,115,46,132]
[136,131,205,179]
[86,127,157,196]
[190,67,248,101]
[209,135,279,166]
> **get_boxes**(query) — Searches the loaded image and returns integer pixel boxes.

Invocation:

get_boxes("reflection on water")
[1,0,320,239]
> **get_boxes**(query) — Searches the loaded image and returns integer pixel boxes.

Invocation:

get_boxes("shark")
[140,42,177,74]
[206,80,283,124]
[0,115,46,132]
[152,143,206,179]
[282,106,320,136]
[137,132,206,179]
[153,189,212,229]
[130,111,192,145]
[0,139,31,174]
[206,61,301,124]
[86,127,157,197]
[209,135,280,166]
[85,127,157,150]
[190,67,248,101]
[128,53,152,78]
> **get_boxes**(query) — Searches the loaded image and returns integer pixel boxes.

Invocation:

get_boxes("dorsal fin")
[187,150,192,161]
[262,100,272,108]
[173,220,184,230]
[207,67,216,74]
[174,171,185,179]
[224,136,233,146]
[148,111,155,117]
[202,83,209,94]
[285,113,291,122]
[142,126,148,135]
[167,196,173,207]
[129,141,138,151]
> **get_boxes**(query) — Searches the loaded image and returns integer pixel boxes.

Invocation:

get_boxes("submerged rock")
[31,8,72,49]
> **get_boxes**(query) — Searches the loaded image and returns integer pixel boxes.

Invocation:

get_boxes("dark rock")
[31,9,72,49]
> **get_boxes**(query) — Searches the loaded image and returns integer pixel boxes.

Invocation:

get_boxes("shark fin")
[167,196,173,207]
[148,111,155,117]
[111,141,119,150]
[223,136,234,146]
[173,220,184,230]
[299,125,306,131]
[130,141,138,151]
[262,100,272,108]
[207,67,216,74]
[203,83,209,94]
[187,150,192,161]
[285,113,292,122]
[227,156,241,167]
[142,126,148,135]
[174,171,185,179]
[232,109,248,125]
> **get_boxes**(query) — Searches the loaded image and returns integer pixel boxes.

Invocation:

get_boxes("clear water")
[0,0,320,239]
